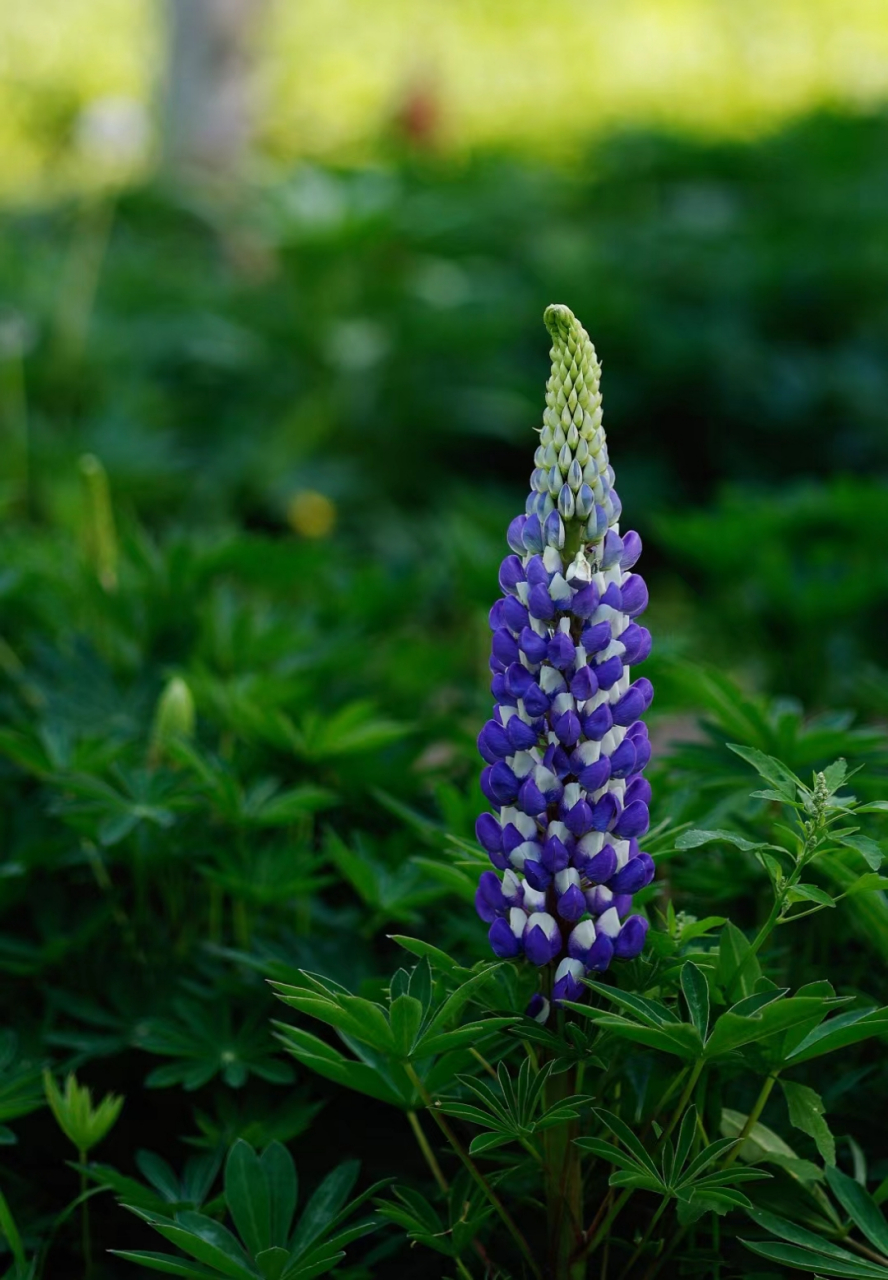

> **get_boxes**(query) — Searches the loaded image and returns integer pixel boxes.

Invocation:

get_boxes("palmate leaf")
[115,1143,383,1280]
[782,1081,836,1166]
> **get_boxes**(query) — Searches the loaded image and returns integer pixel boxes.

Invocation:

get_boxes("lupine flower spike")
[475,304,654,1017]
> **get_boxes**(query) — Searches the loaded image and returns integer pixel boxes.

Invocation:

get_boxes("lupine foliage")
[1,114,888,1279]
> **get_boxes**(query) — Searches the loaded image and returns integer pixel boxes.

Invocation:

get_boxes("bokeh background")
[2,2,888,1274]
[4,0,888,708]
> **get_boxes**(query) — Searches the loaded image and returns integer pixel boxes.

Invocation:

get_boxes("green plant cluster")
[1,109,887,1279]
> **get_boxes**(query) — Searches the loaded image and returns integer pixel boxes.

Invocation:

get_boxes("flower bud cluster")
[475,306,653,1011]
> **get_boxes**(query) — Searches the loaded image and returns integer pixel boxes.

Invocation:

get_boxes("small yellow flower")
[287,489,337,539]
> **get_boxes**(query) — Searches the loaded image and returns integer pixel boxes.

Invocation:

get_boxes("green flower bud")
[150,675,195,765]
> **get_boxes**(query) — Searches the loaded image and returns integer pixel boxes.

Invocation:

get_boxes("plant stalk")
[543,1062,586,1279]
[404,1064,542,1279]
[407,1109,449,1194]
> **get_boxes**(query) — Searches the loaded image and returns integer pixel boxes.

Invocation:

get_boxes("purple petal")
[475,813,503,854]
[528,583,556,621]
[489,761,520,805]
[590,793,620,832]
[600,582,622,610]
[613,800,650,840]
[624,776,652,807]
[507,515,528,555]
[586,933,614,972]
[570,583,599,619]
[554,710,582,747]
[542,835,572,873]
[519,627,548,664]
[582,702,614,740]
[548,632,577,670]
[478,720,512,764]
[609,852,655,894]
[608,737,637,779]
[557,883,587,922]
[518,777,548,816]
[489,598,507,630]
[570,665,598,700]
[522,680,550,716]
[580,844,618,883]
[614,915,649,960]
[504,663,534,698]
[525,555,550,587]
[489,917,522,958]
[581,621,612,654]
[522,514,544,553]
[503,596,530,634]
[576,756,611,792]
[620,531,642,569]
[506,716,540,751]
[492,628,520,667]
[621,574,649,617]
[595,655,624,690]
[498,555,525,595]
[523,859,552,891]
[563,799,593,838]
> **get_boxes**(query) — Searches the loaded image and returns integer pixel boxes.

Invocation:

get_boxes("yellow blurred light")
[287,490,337,539]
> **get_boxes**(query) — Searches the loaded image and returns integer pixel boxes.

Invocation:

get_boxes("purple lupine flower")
[475,304,654,1012]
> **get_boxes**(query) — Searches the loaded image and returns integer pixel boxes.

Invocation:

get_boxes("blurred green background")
[2,3,888,1273]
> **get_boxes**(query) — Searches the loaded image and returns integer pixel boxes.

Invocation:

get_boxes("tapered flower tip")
[544,303,586,345]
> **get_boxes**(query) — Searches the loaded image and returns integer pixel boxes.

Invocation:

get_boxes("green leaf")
[747,1207,886,1269]
[717,921,761,1001]
[290,1161,360,1255]
[387,936,461,974]
[741,1236,888,1277]
[787,883,836,908]
[389,995,423,1059]
[225,1140,271,1256]
[255,1248,290,1280]
[0,1184,26,1272]
[822,759,848,792]
[726,744,802,801]
[675,828,777,853]
[110,1250,219,1277]
[781,1081,835,1166]
[414,964,503,1050]
[416,1017,517,1057]
[274,1025,411,1109]
[468,1131,515,1155]
[838,834,884,872]
[785,1007,888,1065]
[825,1165,888,1258]
[681,962,710,1040]
[846,874,888,896]
[43,1070,123,1155]
[260,1143,297,1248]
[146,1211,257,1279]
[593,1110,663,1184]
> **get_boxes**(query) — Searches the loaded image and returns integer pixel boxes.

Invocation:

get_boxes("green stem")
[407,1109,449,1194]
[79,1150,91,1278]
[722,1072,779,1169]
[404,1064,542,1280]
[456,1259,474,1280]
[662,1059,705,1144]
[582,1059,706,1261]
[543,1062,586,1279]
[618,1194,669,1280]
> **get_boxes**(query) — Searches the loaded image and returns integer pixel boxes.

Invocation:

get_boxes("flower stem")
[543,1062,586,1279]
[722,1072,779,1169]
[407,1109,449,1194]
[404,1064,542,1279]
[79,1149,91,1278]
